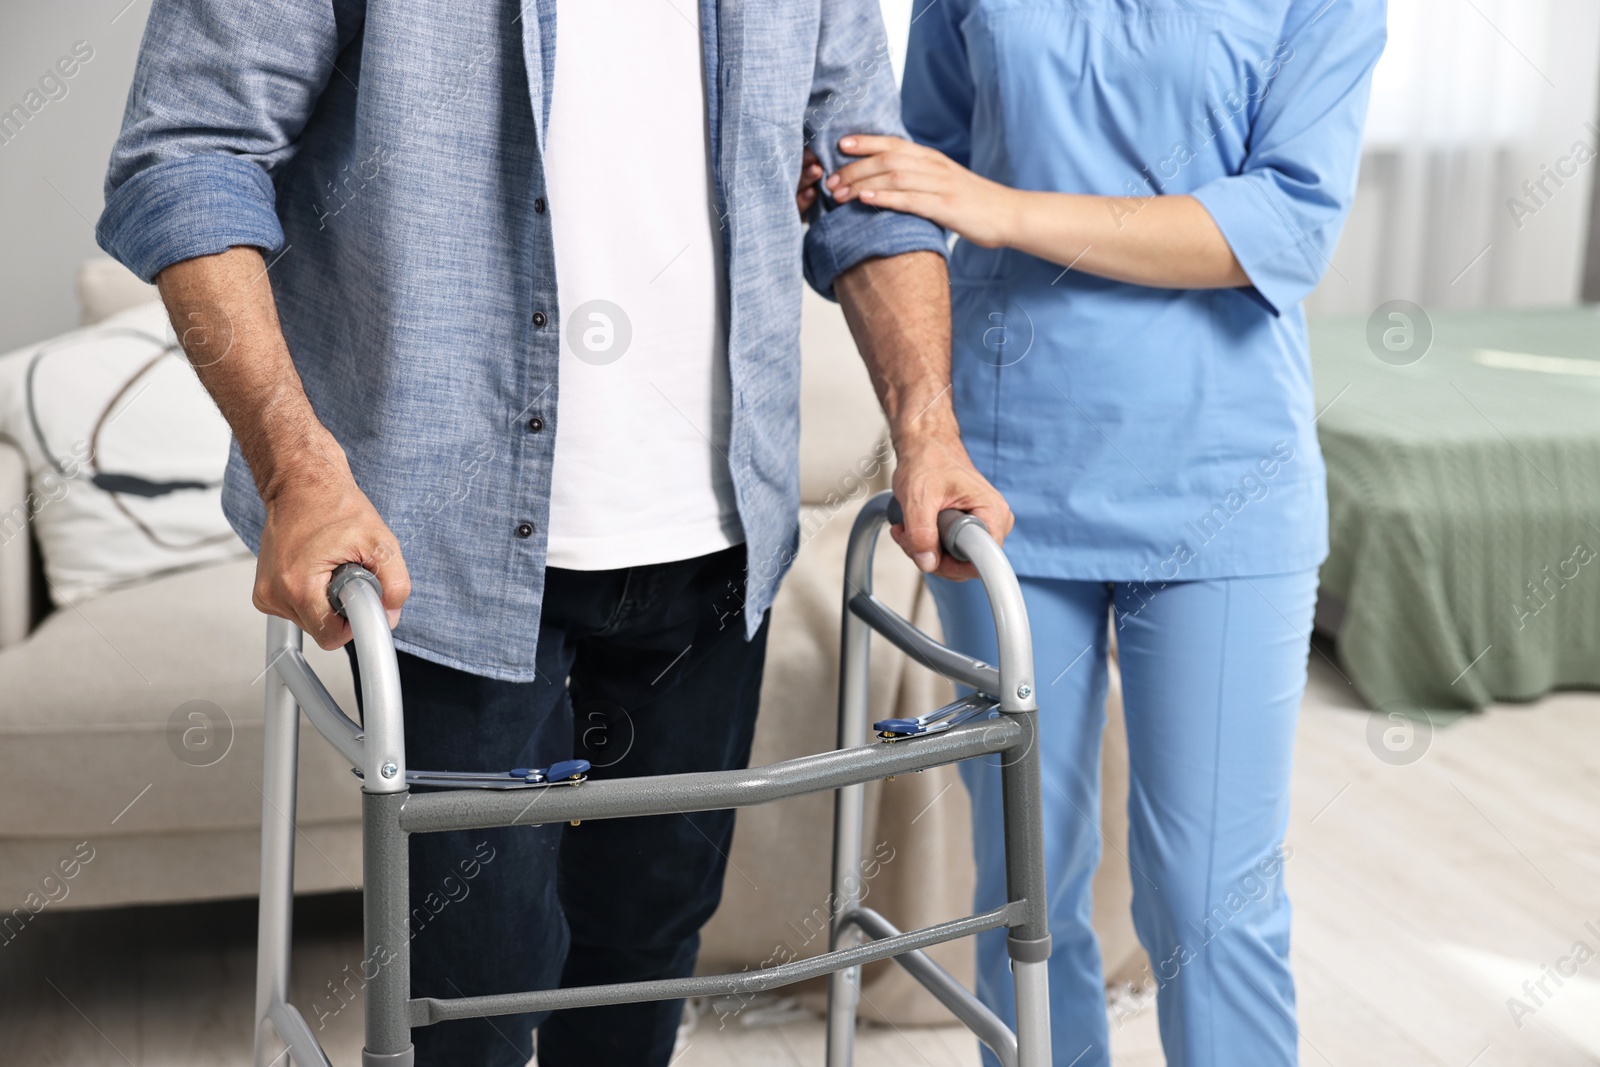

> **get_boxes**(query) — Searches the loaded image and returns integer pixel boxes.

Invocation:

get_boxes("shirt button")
[534,197,546,214]
[532,311,548,327]
[527,416,544,433]
[515,522,534,539]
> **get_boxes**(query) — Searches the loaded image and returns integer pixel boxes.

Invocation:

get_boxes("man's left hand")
[889,429,1013,581]
[797,147,824,216]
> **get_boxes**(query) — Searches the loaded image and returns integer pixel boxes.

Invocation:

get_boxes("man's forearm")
[156,246,347,501]
[832,250,960,448]
[833,249,1011,576]
[155,246,407,646]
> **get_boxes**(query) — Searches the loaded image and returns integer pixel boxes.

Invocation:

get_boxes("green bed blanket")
[1311,306,1600,712]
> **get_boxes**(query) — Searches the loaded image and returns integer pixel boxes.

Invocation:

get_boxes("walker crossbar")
[396,717,1021,834]
[847,592,1001,695]
[409,903,1018,1024]
[251,490,1052,1067]
[837,907,1019,1067]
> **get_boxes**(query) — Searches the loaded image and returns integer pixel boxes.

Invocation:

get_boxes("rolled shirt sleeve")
[96,0,363,282]
[801,0,949,300]
[1190,0,1386,316]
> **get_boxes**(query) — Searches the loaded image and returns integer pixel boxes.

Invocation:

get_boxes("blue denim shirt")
[97,0,945,680]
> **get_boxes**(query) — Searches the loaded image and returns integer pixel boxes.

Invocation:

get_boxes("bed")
[1310,306,1600,712]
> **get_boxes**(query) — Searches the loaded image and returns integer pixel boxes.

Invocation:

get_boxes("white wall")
[0,1,152,352]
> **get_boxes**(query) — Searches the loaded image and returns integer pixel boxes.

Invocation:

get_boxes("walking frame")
[252,491,1052,1067]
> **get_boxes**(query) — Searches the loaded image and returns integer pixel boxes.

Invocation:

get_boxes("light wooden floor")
[5,650,1599,1066]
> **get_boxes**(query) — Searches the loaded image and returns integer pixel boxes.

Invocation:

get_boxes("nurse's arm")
[996,191,1250,290]
[828,135,1249,290]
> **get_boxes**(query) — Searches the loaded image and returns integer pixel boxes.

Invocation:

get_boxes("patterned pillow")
[0,301,248,606]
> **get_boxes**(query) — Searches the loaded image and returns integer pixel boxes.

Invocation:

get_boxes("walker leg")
[825,705,869,1063]
[826,528,879,1067]
[1011,960,1051,1067]
[824,949,862,1067]
[362,790,414,1065]
[1001,712,1053,1067]
[255,618,302,1067]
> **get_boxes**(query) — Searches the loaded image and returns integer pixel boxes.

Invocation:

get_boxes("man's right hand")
[154,246,410,650]
[254,456,411,650]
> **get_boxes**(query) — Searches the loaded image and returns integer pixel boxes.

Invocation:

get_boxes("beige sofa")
[0,263,1144,1020]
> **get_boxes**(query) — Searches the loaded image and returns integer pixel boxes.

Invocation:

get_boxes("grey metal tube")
[329,565,407,795]
[971,514,1053,1066]
[410,904,1017,1024]
[1011,960,1051,1067]
[363,790,413,1063]
[838,908,1018,1067]
[275,646,366,769]
[254,617,303,1067]
[872,495,1034,710]
[956,514,1050,952]
[400,716,1023,834]
[949,527,1036,715]
[847,592,999,696]
[267,1000,334,1067]
[826,493,892,1067]
[998,712,1051,949]
[875,494,1053,1063]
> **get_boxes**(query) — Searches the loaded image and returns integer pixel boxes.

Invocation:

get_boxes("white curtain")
[1308,0,1600,313]
[878,1,1600,313]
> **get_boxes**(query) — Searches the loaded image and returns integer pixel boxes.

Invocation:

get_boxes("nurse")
[822,2,1385,1064]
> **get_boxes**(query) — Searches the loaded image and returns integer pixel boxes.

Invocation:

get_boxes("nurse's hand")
[829,135,1018,249]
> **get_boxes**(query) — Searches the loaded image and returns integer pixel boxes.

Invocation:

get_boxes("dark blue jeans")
[349,545,768,1067]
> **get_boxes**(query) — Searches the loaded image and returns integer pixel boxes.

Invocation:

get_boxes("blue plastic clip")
[874,695,999,740]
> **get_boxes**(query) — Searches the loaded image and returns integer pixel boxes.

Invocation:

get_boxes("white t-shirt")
[543,0,743,570]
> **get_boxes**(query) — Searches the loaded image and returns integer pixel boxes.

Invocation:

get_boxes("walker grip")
[328,562,383,617]
[885,498,988,563]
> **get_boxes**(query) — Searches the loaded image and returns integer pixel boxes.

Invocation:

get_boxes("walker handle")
[328,562,384,617]
[324,561,407,794]
[885,498,989,564]
[859,492,1032,710]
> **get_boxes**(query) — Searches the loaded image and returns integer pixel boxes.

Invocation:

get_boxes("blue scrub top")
[902,0,1386,584]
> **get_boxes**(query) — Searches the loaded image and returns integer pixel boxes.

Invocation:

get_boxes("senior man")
[97,1,1007,1065]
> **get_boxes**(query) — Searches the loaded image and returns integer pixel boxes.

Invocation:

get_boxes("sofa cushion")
[798,288,891,505]
[0,826,362,911]
[0,441,29,650]
[77,255,160,326]
[0,302,250,606]
[0,559,360,838]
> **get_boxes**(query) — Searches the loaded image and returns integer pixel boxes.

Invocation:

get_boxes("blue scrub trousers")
[927,570,1318,1067]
